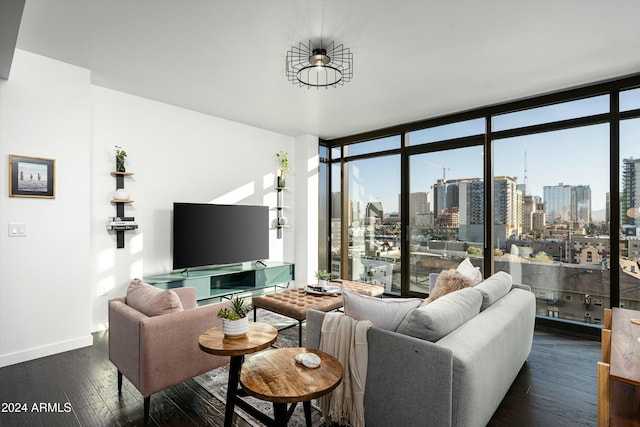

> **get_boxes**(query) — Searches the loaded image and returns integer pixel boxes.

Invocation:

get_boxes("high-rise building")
[433,176,523,244]
[544,183,572,224]
[522,195,537,234]
[494,176,523,243]
[406,192,430,225]
[622,158,640,226]
[544,183,592,225]
[572,185,592,224]
[433,179,460,218]
[365,201,383,223]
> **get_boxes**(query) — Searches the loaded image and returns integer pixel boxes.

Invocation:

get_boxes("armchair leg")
[117,370,123,393]
[144,396,150,424]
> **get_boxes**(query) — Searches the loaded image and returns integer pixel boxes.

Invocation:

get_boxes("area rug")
[194,309,322,426]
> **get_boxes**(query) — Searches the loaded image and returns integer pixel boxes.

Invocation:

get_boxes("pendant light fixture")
[286,40,353,89]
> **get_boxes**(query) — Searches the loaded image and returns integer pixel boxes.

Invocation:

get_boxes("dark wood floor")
[0,328,600,427]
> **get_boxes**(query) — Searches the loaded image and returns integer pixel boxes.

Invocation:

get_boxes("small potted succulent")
[217,296,252,338]
[315,269,331,290]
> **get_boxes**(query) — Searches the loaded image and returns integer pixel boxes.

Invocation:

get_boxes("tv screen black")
[172,203,269,270]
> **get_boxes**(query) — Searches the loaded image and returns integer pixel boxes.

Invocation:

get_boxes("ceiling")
[11,0,640,140]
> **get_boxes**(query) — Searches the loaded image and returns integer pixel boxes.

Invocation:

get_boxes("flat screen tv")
[172,203,269,270]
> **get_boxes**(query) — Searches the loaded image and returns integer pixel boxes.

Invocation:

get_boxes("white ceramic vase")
[113,189,130,200]
[223,317,249,338]
[318,279,329,289]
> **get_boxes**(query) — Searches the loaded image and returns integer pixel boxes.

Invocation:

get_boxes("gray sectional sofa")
[306,272,536,427]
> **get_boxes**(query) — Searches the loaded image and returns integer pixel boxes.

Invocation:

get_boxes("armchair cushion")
[126,279,183,317]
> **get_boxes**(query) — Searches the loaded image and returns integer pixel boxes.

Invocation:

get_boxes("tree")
[532,251,553,263]
[467,246,483,255]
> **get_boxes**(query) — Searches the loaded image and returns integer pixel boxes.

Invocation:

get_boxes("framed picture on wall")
[9,154,56,199]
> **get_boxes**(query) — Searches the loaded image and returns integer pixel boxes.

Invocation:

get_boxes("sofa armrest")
[139,301,228,396]
[108,299,147,388]
[306,309,454,427]
[512,283,532,292]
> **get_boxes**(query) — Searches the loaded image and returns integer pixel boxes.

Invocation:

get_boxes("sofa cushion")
[456,257,483,284]
[343,289,423,331]
[126,279,183,317]
[396,287,482,342]
[474,271,512,311]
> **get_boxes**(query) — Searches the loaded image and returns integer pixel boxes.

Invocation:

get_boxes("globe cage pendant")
[286,40,353,89]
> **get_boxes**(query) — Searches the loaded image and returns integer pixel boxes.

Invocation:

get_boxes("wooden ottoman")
[252,280,384,346]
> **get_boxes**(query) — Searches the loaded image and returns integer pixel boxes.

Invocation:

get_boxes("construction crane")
[425,161,450,182]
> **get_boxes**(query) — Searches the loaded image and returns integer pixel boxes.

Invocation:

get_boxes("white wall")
[0,50,93,367]
[90,87,300,330]
[294,135,320,285]
[0,50,319,367]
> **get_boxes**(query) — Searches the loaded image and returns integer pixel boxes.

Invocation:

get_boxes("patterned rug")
[193,309,323,426]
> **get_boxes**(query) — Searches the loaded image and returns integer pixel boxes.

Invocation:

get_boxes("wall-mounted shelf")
[110,171,135,249]
[275,185,288,239]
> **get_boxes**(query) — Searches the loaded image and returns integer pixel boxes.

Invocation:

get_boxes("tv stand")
[144,261,294,302]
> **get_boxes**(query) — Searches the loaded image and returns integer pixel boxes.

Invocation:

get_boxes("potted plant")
[115,145,127,172]
[276,150,290,188]
[217,296,252,338]
[315,269,331,289]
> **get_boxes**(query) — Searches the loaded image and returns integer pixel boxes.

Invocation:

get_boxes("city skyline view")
[344,112,640,220]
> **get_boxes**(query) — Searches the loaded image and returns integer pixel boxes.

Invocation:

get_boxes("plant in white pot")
[275,150,290,188]
[115,145,127,172]
[315,269,331,290]
[217,296,252,339]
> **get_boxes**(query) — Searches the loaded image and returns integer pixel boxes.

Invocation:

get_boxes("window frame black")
[320,72,640,336]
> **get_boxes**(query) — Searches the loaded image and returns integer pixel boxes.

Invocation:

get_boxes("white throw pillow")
[342,289,423,331]
[456,257,483,285]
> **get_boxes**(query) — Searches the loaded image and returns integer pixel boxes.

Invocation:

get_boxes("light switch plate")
[8,223,27,237]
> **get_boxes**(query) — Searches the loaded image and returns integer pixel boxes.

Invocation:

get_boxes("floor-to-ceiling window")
[406,119,485,294]
[620,87,640,309]
[336,136,401,293]
[493,121,610,324]
[322,74,640,335]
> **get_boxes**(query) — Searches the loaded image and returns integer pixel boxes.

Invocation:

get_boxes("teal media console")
[144,261,294,302]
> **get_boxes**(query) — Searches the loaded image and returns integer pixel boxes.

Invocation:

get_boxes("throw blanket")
[318,312,372,427]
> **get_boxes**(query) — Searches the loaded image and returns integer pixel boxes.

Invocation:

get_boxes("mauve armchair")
[108,286,229,423]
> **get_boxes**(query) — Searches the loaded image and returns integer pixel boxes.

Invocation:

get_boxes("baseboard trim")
[0,334,94,368]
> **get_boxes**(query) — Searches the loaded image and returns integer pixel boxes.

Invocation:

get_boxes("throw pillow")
[474,271,513,311]
[126,279,184,317]
[396,287,482,342]
[426,269,473,303]
[456,257,483,285]
[342,289,423,331]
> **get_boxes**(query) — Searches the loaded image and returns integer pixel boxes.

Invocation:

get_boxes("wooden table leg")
[224,356,243,427]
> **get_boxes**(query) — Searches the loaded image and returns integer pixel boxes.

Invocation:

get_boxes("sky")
[338,89,640,216]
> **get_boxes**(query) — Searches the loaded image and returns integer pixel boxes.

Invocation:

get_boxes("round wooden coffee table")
[199,322,277,427]
[239,347,343,427]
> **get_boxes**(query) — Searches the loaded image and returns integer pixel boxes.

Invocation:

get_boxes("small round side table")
[240,347,343,427]
[199,322,277,427]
